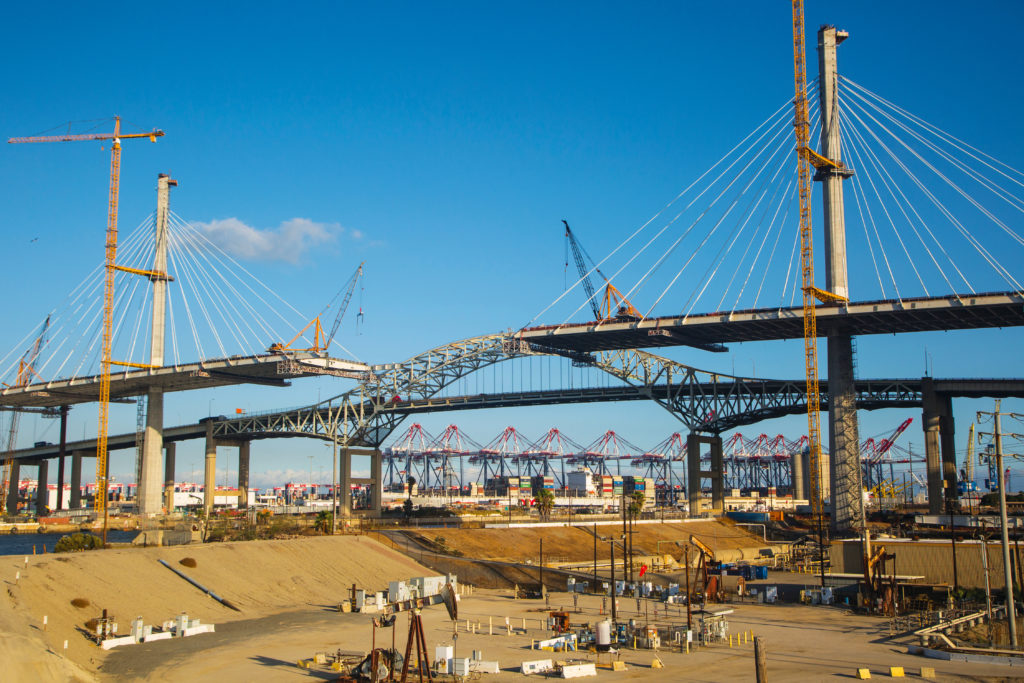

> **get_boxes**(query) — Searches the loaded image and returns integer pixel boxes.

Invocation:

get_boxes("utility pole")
[610,538,617,626]
[978,399,1019,649]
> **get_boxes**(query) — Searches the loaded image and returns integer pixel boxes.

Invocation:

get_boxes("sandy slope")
[405,519,772,564]
[0,534,430,681]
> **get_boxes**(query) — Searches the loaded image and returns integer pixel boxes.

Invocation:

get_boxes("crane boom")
[9,131,163,145]
[563,220,602,321]
[0,316,51,513]
[10,117,162,541]
[325,262,364,349]
[563,220,640,321]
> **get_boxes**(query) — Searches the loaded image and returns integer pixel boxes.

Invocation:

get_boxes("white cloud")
[192,217,343,264]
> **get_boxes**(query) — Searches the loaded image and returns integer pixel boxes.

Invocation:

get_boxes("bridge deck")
[0,354,370,408]
[11,377,1024,462]
[519,291,1024,352]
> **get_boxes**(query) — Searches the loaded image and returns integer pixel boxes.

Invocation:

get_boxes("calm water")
[0,530,139,556]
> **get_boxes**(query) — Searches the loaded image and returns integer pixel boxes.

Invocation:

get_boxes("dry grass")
[69,598,90,609]
[179,557,197,568]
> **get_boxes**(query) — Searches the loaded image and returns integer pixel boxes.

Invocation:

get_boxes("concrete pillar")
[922,379,944,514]
[238,441,250,510]
[204,421,217,517]
[6,460,20,515]
[800,448,811,500]
[939,394,958,507]
[709,436,724,512]
[340,447,352,516]
[686,433,724,516]
[35,459,48,514]
[827,336,863,534]
[372,448,382,516]
[164,442,176,513]
[791,447,805,500]
[56,405,68,511]
[138,175,175,516]
[816,26,863,535]
[817,26,850,301]
[70,451,83,509]
[687,433,702,517]
[139,388,164,515]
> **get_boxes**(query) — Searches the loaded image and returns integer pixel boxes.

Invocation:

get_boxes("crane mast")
[790,0,825,524]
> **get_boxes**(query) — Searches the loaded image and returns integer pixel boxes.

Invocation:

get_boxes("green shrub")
[54,533,103,553]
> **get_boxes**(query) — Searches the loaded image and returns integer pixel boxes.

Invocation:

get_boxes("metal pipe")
[158,559,240,611]
[736,523,767,542]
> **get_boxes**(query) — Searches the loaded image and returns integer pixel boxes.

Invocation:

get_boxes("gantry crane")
[270,261,365,354]
[0,317,51,513]
[563,220,641,321]
[9,118,164,537]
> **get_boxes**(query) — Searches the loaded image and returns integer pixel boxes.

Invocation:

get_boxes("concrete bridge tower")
[137,174,176,515]
[817,26,864,534]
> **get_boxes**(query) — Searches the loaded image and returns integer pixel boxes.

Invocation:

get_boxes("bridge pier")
[791,447,805,500]
[827,335,863,534]
[922,379,957,514]
[164,442,176,513]
[138,174,176,517]
[70,450,85,509]
[238,441,250,510]
[339,447,352,517]
[6,460,19,515]
[35,459,48,514]
[686,433,723,516]
[204,421,217,516]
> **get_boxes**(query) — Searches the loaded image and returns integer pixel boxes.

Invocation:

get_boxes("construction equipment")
[270,262,364,354]
[9,118,164,539]
[0,316,51,514]
[563,220,641,321]
[790,0,835,582]
[862,545,897,615]
[688,534,720,603]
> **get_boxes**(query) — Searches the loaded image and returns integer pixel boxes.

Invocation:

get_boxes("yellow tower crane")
[9,118,163,540]
[789,0,826,522]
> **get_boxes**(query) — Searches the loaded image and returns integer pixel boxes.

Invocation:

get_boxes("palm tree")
[537,489,555,521]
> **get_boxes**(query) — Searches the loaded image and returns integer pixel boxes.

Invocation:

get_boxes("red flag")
[639,564,648,577]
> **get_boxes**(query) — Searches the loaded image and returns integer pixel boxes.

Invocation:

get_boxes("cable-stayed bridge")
[4,25,1024,533]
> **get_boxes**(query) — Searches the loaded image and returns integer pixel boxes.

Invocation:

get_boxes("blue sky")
[2,2,1023,490]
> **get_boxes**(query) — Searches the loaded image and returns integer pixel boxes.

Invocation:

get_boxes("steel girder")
[210,334,922,449]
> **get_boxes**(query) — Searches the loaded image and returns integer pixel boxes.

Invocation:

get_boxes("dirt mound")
[404,519,768,564]
[0,534,431,681]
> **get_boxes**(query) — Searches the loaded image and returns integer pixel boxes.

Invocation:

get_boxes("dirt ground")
[100,586,1021,682]
[4,529,1022,682]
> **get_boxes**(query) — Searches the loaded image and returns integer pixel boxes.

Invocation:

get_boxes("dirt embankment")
[403,519,770,564]
[0,534,431,682]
